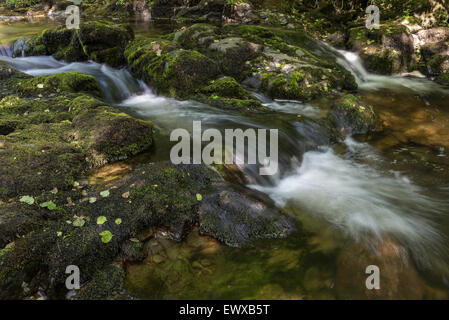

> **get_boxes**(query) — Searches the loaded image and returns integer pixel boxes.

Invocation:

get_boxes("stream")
[1,19,449,299]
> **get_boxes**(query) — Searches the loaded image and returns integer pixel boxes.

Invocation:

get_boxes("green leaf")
[115,218,122,225]
[99,230,113,243]
[56,231,62,237]
[73,219,85,227]
[19,196,35,205]
[100,190,110,198]
[156,49,162,56]
[97,216,107,225]
[89,197,97,203]
[40,201,57,210]
[73,181,80,187]
[196,193,202,201]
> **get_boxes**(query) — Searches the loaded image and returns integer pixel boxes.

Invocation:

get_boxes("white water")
[0,55,143,101]
[334,49,449,95]
[252,137,448,266]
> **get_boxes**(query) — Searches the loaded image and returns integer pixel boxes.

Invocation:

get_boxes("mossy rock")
[0,162,218,298]
[0,161,297,298]
[0,61,31,81]
[15,72,101,97]
[73,264,125,300]
[328,94,381,137]
[125,38,220,98]
[0,123,87,200]
[17,22,134,67]
[71,108,154,166]
[347,24,416,75]
[199,76,251,99]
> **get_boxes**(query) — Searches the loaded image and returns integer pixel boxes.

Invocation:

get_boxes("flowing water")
[1,19,449,299]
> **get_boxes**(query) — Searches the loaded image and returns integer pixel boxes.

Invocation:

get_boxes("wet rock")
[196,77,270,113]
[14,72,101,97]
[125,38,220,97]
[335,239,449,299]
[347,24,416,75]
[73,264,125,300]
[329,94,380,137]
[417,27,449,85]
[199,185,296,247]
[0,159,297,298]
[174,23,357,101]
[71,107,154,167]
[14,22,134,67]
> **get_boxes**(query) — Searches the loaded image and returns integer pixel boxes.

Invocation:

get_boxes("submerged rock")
[335,239,448,299]
[199,185,296,247]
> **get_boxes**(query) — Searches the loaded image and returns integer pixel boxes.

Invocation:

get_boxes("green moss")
[72,108,154,166]
[199,76,250,99]
[74,264,124,300]
[20,22,134,67]
[329,94,380,137]
[15,72,101,97]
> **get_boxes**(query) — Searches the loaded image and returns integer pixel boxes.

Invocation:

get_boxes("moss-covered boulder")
[125,38,220,97]
[14,72,101,97]
[328,94,381,137]
[347,24,416,75]
[16,22,134,67]
[71,107,154,166]
[0,123,87,200]
[0,65,154,200]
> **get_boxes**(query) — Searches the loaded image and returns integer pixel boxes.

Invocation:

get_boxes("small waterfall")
[324,43,449,95]
[0,55,144,102]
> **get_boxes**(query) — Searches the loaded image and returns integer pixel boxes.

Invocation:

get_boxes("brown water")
[1,17,449,300]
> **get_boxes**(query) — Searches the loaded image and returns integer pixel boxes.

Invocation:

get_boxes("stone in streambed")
[15,72,101,97]
[198,185,296,247]
[328,94,381,137]
[14,22,134,67]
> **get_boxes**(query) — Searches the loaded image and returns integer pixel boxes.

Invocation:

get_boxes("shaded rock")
[73,264,125,300]
[14,22,134,67]
[199,185,296,247]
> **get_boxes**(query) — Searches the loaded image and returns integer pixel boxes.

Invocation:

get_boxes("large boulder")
[347,24,417,75]
[173,24,357,101]
[125,38,220,97]
[416,27,449,85]
[14,22,134,67]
